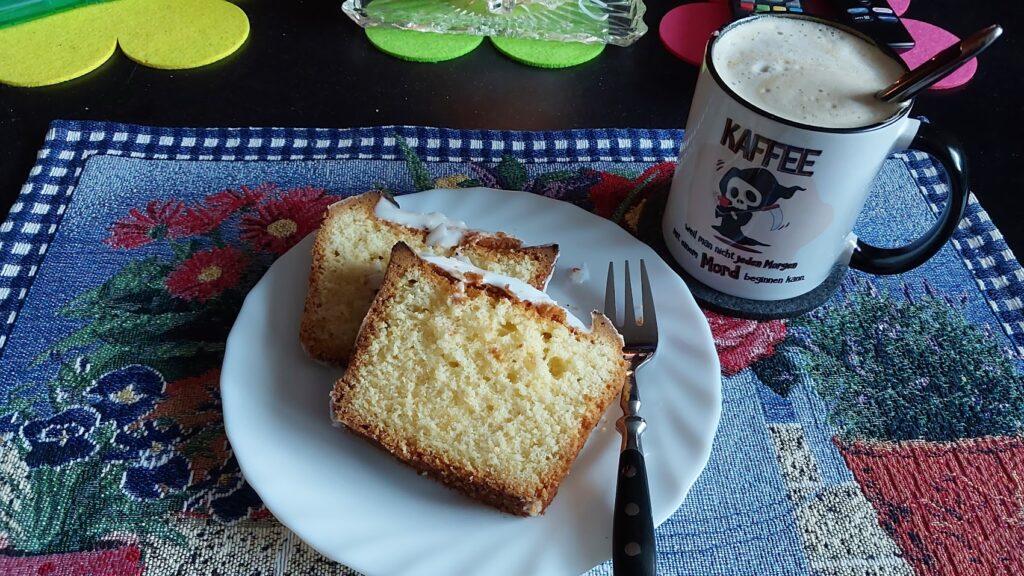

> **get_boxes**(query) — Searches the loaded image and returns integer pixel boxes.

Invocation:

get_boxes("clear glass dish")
[342,0,648,47]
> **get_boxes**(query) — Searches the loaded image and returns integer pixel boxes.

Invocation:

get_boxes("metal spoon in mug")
[876,24,1003,104]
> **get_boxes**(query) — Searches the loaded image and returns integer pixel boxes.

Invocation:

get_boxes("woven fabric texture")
[0,121,1021,575]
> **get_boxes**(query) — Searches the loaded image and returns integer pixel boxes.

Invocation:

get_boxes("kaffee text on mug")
[721,118,822,176]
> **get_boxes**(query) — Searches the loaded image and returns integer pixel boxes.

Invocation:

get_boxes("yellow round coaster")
[0,0,250,87]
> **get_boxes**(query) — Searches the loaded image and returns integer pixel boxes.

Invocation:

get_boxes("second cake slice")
[300,191,558,365]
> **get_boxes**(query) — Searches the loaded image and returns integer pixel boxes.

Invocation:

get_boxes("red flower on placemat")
[182,184,271,236]
[589,161,675,219]
[165,247,246,302]
[706,311,787,375]
[105,199,190,249]
[239,186,335,254]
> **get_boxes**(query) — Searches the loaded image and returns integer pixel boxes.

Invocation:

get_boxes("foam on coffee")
[712,16,907,129]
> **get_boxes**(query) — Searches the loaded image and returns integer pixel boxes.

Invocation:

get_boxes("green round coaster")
[365,29,484,63]
[490,37,604,69]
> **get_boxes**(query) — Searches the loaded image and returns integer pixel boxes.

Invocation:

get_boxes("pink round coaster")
[889,0,910,17]
[659,2,732,66]
[901,19,977,90]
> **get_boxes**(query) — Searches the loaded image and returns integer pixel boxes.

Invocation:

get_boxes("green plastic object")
[490,36,603,68]
[0,0,111,29]
[366,28,483,62]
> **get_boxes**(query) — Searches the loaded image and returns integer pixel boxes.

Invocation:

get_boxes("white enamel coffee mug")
[662,14,968,302]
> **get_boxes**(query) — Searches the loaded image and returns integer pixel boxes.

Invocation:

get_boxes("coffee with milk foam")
[712,17,908,129]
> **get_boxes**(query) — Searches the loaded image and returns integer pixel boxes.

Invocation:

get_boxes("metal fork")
[605,260,658,576]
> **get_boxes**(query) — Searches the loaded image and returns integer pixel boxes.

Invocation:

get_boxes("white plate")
[221,188,722,576]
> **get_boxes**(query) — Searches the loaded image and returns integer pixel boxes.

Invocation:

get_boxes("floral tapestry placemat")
[0,121,1022,575]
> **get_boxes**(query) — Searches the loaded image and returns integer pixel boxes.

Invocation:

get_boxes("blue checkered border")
[0,121,1021,356]
[895,150,1024,354]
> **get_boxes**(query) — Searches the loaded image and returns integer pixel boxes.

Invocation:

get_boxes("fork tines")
[604,260,658,348]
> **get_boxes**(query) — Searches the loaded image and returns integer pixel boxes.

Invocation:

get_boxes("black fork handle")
[613,447,655,575]
[613,369,656,576]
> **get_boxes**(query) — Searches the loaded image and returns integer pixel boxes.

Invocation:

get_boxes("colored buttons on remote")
[830,0,915,51]
[731,0,806,19]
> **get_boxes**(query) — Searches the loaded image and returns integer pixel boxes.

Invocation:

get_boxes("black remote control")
[829,0,915,52]
[731,0,807,20]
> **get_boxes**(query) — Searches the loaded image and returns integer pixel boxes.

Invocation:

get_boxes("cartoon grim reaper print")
[712,167,805,251]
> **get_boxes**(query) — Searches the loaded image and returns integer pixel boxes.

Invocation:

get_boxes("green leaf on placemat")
[791,281,1024,442]
[61,257,174,317]
[34,310,204,366]
[495,155,528,191]
[752,345,803,398]
[397,135,434,192]
[611,171,661,223]
[27,465,184,554]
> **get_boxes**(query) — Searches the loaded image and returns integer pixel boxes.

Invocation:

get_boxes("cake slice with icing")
[300,191,558,365]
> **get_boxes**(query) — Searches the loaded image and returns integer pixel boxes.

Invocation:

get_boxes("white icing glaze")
[374,197,468,248]
[421,254,589,332]
[425,223,464,249]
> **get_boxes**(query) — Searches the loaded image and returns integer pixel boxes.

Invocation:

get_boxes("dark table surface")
[2,0,1021,253]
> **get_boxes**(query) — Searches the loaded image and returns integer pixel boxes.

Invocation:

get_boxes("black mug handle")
[850,121,970,275]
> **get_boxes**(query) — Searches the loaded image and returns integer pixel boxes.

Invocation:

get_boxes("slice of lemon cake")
[331,243,627,516]
[300,191,558,365]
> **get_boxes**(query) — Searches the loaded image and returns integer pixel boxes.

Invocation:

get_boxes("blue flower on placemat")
[121,453,192,500]
[21,407,100,468]
[104,419,186,462]
[86,365,166,427]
